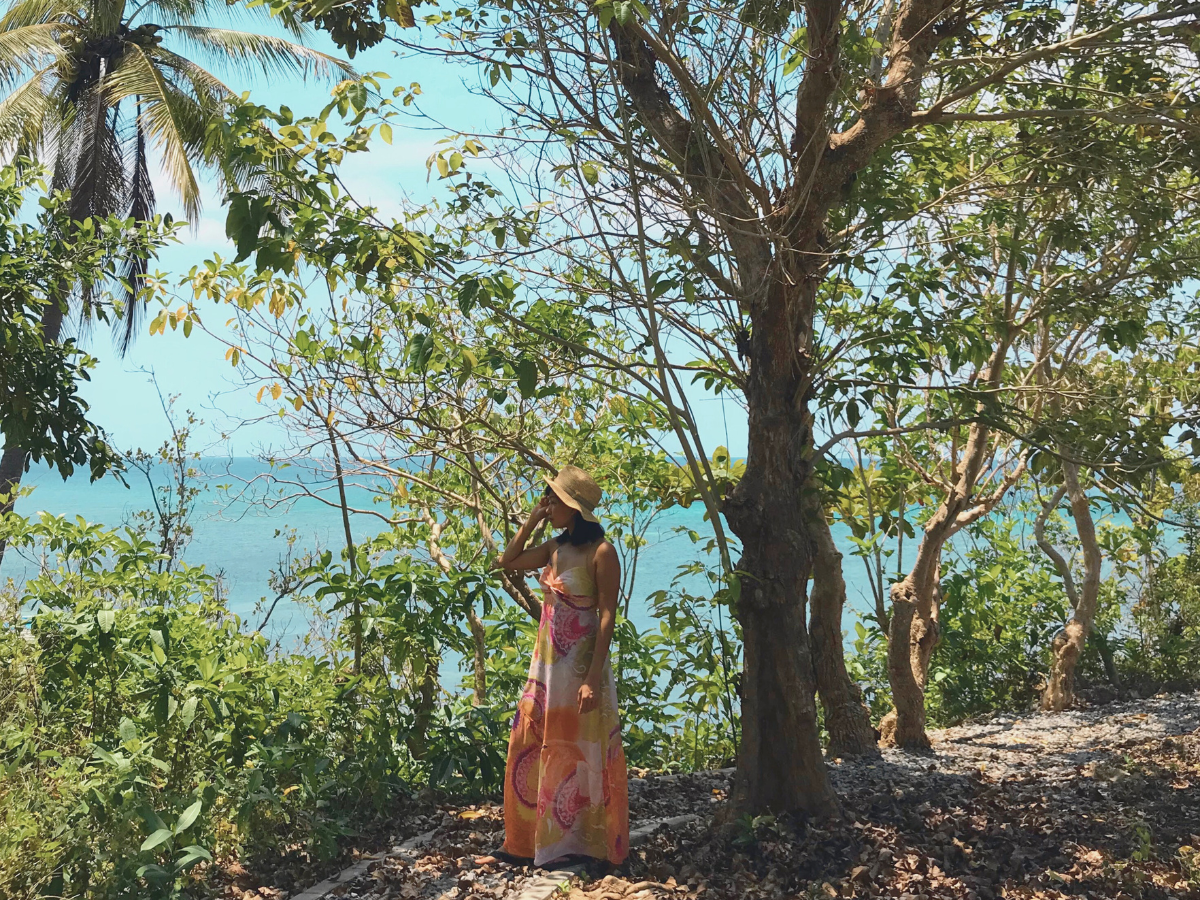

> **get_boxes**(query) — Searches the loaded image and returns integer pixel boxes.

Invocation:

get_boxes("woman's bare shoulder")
[593,540,619,567]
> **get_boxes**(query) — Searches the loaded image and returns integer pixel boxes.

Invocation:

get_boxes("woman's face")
[545,490,577,528]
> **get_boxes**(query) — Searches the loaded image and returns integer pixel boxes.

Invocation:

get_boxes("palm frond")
[139,0,311,40]
[115,113,155,355]
[0,24,70,92]
[59,85,128,223]
[126,109,155,223]
[161,26,354,82]
[105,43,202,220]
[57,94,129,332]
[0,0,77,31]
[89,0,126,38]
[149,45,236,105]
[0,68,58,160]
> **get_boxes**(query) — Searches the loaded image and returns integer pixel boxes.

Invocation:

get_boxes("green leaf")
[175,799,202,834]
[136,863,171,883]
[384,0,415,27]
[97,609,115,633]
[119,718,138,744]
[516,358,538,398]
[197,656,217,681]
[141,828,174,853]
[380,123,393,144]
[176,845,212,871]
[180,696,198,728]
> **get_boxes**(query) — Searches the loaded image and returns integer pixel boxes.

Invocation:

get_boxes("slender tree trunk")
[880,504,951,750]
[881,348,1026,749]
[327,424,361,675]
[0,303,67,566]
[405,653,440,760]
[807,490,879,757]
[426,509,490,703]
[467,609,488,706]
[1042,460,1101,711]
[1093,630,1121,690]
[880,578,940,749]
[722,272,839,819]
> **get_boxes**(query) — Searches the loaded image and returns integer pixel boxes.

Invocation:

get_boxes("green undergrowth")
[0,512,738,899]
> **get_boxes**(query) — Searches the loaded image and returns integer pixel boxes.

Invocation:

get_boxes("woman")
[479,465,629,869]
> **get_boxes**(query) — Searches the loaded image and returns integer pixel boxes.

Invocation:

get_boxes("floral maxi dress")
[502,563,629,866]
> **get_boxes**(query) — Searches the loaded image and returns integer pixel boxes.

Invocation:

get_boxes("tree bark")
[466,608,488,706]
[1042,460,1101,711]
[405,652,440,760]
[880,564,941,750]
[605,0,959,814]
[722,273,839,819]
[807,490,879,757]
[881,332,1025,749]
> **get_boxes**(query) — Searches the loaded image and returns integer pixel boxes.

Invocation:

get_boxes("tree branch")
[1035,483,1079,609]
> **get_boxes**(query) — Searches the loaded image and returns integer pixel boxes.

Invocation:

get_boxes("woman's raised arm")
[494,497,556,571]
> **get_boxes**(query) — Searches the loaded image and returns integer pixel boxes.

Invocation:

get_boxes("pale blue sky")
[64,24,749,466]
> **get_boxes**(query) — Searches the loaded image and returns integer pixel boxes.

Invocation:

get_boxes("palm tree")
[0,0,353,555]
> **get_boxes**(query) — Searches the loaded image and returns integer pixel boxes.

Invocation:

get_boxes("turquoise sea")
[1,457,888,649]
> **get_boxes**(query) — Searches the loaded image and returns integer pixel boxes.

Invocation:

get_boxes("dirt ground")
[236,691,1200,899]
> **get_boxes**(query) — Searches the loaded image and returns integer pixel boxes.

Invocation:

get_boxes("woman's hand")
[494,496,556,572]
[577,680,598,715]
[530,496,552,524]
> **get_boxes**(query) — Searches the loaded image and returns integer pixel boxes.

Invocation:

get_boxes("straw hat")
[545,465,602,523]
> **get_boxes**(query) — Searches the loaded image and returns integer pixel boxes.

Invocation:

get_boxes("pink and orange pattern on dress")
[502,563,629,866]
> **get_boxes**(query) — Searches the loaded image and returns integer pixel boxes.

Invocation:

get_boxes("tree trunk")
[426,509,492,703]
[722,272,839,819]
[405,652,440,760]
[807,490,879,758]
[0,302,66,567]
[880,575,940,749]
[880,395,1018,749]
[880,523,945,750]
[467,607,488,706]
[1042,460,1101,711]
[1092,630,1121,690]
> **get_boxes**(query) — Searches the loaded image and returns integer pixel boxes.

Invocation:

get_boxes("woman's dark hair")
[544,486,606,545]
[555,514,605,546]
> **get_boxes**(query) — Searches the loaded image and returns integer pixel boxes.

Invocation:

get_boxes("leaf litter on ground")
[232,691,1200,899]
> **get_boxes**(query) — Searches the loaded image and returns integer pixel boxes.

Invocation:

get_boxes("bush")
[847,516,1071,728]
[0,514,439,899]
[1120,511,1200,687]
[926,517,1071,724]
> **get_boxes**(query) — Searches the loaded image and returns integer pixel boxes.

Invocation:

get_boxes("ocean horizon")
[1,456,902,656]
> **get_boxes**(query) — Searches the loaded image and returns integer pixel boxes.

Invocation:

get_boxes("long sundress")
[501,562,629,866]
